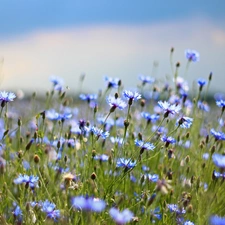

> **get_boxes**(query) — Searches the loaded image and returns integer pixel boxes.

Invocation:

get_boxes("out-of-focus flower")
[104,76,120,89]
[40,200,60,221]
[185,49,200,62]
[198,101,210,112]
[91,126,109,140]
[79,93,97,103]
[139,74,155,85]
[210,215,225,225]
[71,196,106,212]
[210,129,225,141]
[0,91,16,107]
[167,204,186,214]
[212,153,225,169]
[161,135,176,147]
[197,78,207,90]
[123,90,141,105]
[141,112,160,123]
[135,139,155,154]
[94,154,109,162]
[12,203,23,223]
[50,76,64,90]
[183,220,195,225]
[109,208,134,224]
[116,158,137,170]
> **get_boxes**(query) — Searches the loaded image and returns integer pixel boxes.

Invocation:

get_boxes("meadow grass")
[0,49,225,225]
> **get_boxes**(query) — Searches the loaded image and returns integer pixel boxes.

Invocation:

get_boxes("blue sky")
[0,1,225,94]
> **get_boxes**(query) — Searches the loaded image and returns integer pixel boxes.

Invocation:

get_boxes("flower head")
[198,101,210,112]
[210,129,225,141]
[0,91,16,107]
[104,76,120,89]
[161,135,176,147]
[139,74,155,85]
[176,116,193,128]
[116,158,137,170]
[50,76,64,90]
[109,208,134,224]
[210,215,225,225]
[14,174,39,189]
[91,126,109,140]
[158,101,181,117]
[141,112,160,123]
[107,96,127,112]
[212,153,225,169]
[79,93,97,103]
[216,100,225,109]
[71,196,106,212]
[197,78,207,90]
[40,200,60,221]
[185,49,200,62]
[123,90,141,105]
[135,139,155,154]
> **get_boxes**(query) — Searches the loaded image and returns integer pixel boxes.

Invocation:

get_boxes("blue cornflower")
[185,49,200,62]
[198,101,210,112]
[0,91,16,107]
[183,221,195,225]
[104,76,120,88]
[107,96,127,112]
[141,112,160,124]
[40,200,60,221]
[210,215,225,225]
[139,74,155,85]
[213,170,225,179]
[150,207,162,223]
[50,76,64,90]
[71,196,106,212]
[90,126,109,140]
[116,158,137,170]
[110,136,123,146]
[161,135,176,147]
[144,173,159,182]
[123,90,141,105]
[14,174,39,189]
[216,99,225,108]
[176,116,193,128]
[12,203,23,222]
[212,153,225,169]
[94,154,109,162]
[135,139,155,155]
[158,101,181,118]
[46,109,72,121]
[167,204,186,214]
[197,78,207,91]
[79,93,97,103]
[210,129,225,141]
[109,208,133,224]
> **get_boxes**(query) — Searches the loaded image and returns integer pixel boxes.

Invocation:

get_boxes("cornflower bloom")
[176,116,193,128]
[210,129,225,141]
[135,139,155,155]
[167,204,186,214]
[46,109,72,121]
[158,101,181,118]
[123,90,141,105]
[150,207,162,223]
[79,93,97,103]
[110,136,123,146]
[210,215,225,225]
[0,91,16,108]
[185,49,200,62]
[14,174,39,189]
[212,153,225,169]
[71,196,106,212]
[107,96,127,112]
[109,208,134,225]
[50,76,64,90]
[141,112,160,124]
[197,78,207,91]
[94,154,109,162]
[198,101,210,112]
[116,158,137,170]
[104,76,120,89]
[91,126,109,140]
[40,200,60,221]
[184,221,195,225]
[12,203,23,224]
[216,99,225,109]
[139,74,155,85]
[144,173,159,182]
[161,135,176,147]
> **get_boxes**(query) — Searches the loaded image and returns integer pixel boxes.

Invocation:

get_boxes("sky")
[0,1,225,95]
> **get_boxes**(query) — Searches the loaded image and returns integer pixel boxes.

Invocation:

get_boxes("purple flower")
[197,78,207,89]
[14,174,39,189]
[107,96,127,111]
[158,101,181,117]
[210,215,225,225]
[176,116,193,128]
[109,208,133,224]
[212,153,225,169]
[71,196,106,212]
[210,129,225,141]
[185,49,200,62]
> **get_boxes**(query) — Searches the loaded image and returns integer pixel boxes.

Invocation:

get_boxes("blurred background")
[0,0,225,95]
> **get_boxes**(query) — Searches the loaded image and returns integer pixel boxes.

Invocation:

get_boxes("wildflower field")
[1,49,225,225]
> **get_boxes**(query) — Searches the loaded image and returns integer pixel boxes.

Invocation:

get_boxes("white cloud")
[0,16,224,95]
